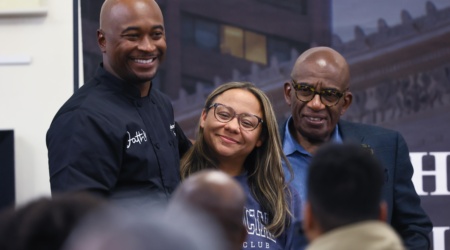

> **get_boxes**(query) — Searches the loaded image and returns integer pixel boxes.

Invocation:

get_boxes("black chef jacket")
[46,65,191,205]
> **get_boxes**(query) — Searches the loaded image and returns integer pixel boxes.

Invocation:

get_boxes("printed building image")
[173,1,450,151]
[333,1,450,152]
[80,0,332,137]
[79,0,331,100]
[79,0,449,156]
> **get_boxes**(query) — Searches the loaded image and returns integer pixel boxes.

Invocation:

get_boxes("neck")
[102,63,152,97]
[298,138,325,154]
[289,123,329,154]
[138,81,152,97]
[218,160,245,177]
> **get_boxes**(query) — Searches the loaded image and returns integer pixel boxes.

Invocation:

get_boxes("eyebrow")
[292,80,313,87]
[218,103,262,119]
[121,24,165,34]
[152,24,164,31]
[293,80,341,92]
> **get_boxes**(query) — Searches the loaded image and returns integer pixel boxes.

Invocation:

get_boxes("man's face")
[284,54,352,144]
[98,0,167,84]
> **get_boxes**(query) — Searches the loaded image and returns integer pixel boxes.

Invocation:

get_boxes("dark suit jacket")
[282,119,433,250]
[339,120,432,250]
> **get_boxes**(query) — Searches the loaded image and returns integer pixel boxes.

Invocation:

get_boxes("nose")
[307,93,325,110]
[137,36,156,52]
[224,116,240,132]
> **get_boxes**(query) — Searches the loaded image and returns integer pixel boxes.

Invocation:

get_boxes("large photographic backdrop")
[79,0,450,248]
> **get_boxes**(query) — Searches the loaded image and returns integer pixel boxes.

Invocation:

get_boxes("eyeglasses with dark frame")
[291,79,347,107]
[207,103,263,131]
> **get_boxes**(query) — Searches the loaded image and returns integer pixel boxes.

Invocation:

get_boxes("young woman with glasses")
[180,81,301,250]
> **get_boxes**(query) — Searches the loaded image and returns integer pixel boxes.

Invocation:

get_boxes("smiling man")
[281,47,432,250]
[46,0,191,206]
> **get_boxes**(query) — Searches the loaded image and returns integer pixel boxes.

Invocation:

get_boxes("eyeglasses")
[207,103,263,131]
[291,80,347,107]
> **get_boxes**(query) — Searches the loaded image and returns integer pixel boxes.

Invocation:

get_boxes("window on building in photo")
[245,31,267,65]
[267,37,309,63]
[221,25,267,65]
[220,25,244,58]
[183,15,307,66]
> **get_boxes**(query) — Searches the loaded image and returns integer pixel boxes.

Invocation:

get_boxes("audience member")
[63,202,225,250]
[170,169,247,250]
[46,0,191,205]
[303,143,405,250]
[181,81,301,249]
[281,46,432,249]
[0,192,105,250]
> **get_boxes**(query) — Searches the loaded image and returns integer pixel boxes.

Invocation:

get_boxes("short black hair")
[0,192,105,250]
[307,143,384,232]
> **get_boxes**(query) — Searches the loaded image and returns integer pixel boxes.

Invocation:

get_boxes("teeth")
[309,117,322,121]
[134,58,155,64]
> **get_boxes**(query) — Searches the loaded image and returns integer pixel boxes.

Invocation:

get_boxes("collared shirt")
[282,116,342,217]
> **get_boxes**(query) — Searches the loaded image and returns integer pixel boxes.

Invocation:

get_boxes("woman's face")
[201,89,264,166]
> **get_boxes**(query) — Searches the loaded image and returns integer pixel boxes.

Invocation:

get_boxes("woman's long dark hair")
[180,81,293,237]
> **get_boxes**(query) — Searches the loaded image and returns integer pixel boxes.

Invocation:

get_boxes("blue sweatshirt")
[234,172,302,250]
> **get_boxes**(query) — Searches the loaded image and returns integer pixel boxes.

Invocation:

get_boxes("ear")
[97,29,107,53]
[303,201,319,241]
[284,82,293,106]
[340,91,353,116]
[379,201,388,222]
[200,109,207,129]
[255,136,264,148]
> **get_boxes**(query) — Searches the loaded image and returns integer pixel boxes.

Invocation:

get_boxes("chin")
[132,74,155,84]
[302,130,330,143]
[216,150,236,158]
[216,147,240,158]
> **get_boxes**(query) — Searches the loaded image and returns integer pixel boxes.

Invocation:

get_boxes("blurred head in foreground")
[64,200,226,250]
[170,169,247,250]
[0,192,105,250]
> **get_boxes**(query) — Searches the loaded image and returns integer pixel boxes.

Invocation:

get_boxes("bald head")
[99,0,162,30]
[170,170,246,250]
[284,46,353,149]
[97,0,166,89]
[292,47,350,89]
[171,170,245,220]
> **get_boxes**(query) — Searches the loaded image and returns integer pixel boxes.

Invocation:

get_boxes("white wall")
[0,0,74,205]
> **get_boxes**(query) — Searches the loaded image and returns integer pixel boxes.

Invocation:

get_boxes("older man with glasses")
[281,46,432,250]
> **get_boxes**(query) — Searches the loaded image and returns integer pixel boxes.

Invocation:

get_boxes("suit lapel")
[338,120,366,144]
